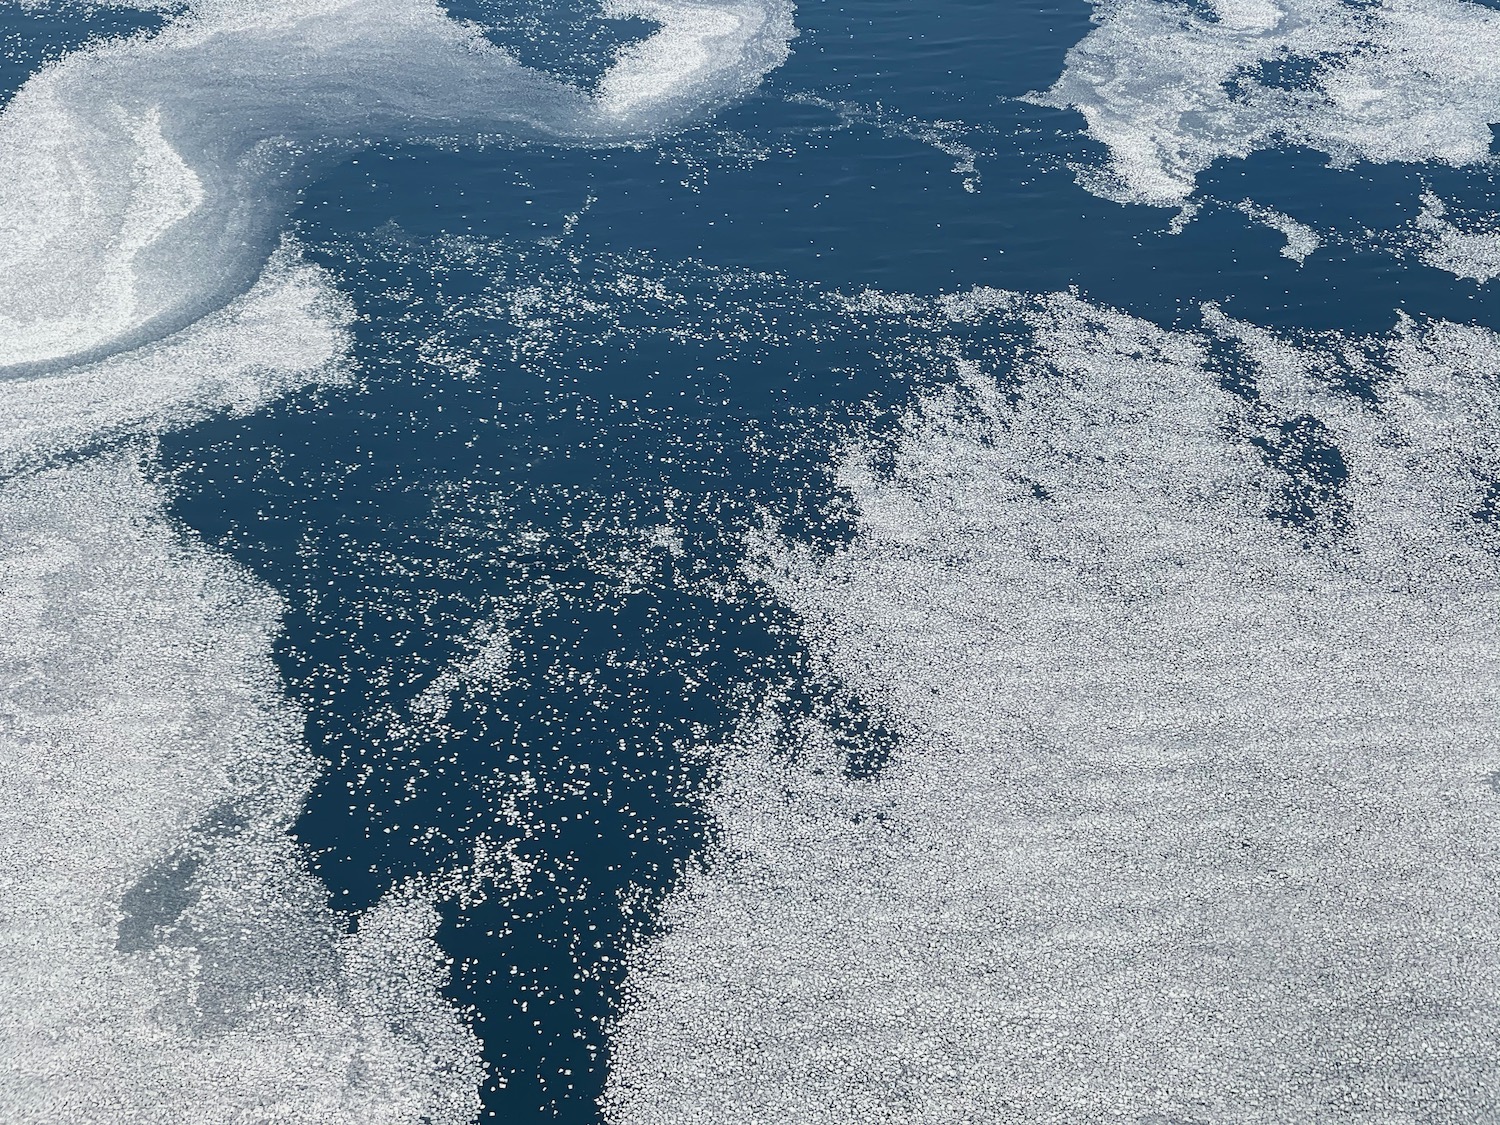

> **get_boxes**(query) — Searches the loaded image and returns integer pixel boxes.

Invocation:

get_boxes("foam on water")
[1035,0,1500,207]
[604,288,1500,1123]
[0,0,794,374]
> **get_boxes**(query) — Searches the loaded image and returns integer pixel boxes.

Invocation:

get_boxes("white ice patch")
[1236,198,1322,262]
[0,453,485,1125]
[1415,189,1500,283]
[604,289,1500,1124]
[595,0,794,120]
[0,0,795,374]
[0,239,350,480]
[1035,0,1500,207]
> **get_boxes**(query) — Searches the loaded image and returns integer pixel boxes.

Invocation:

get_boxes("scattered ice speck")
[1035,0,1500,207]
[408,621,517,728]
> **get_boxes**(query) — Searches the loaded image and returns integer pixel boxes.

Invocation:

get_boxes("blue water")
[9,0,1498,1120]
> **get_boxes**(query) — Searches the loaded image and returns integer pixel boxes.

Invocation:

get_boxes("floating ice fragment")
[1236,199,1322,263]
[1415,189,1500,283]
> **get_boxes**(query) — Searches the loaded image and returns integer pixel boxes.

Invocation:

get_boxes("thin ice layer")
[604,290,1500,1124]
[0,453,485,1125]
[0,0,793,374]
[1036,0,1500,206]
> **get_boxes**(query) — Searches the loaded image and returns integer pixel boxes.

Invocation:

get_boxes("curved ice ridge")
[0,239,350,479]
[1035,0,1500,206]
[0,0,795,374]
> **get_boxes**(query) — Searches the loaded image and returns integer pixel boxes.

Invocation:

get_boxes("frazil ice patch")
[0,239,352,480]
[1036,0,1500,208]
